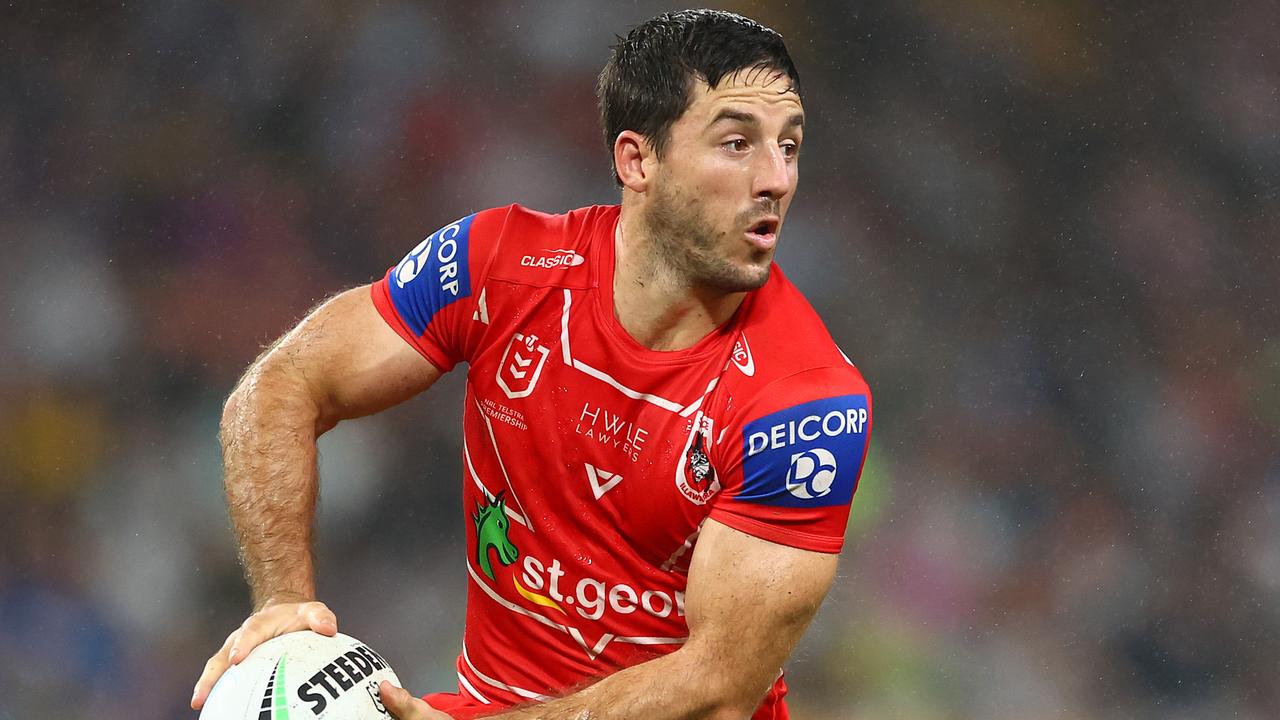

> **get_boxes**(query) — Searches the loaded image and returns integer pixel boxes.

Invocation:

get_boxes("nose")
[752,143,792,201]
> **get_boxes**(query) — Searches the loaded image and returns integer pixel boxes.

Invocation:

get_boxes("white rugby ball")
[201,631,401,720]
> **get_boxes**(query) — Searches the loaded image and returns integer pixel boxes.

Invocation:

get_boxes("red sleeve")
[370,206,513,371]
[707,366,872,554]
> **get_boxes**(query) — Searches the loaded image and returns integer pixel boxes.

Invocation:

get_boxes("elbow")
[701,706,755,720]
[219,355,329,450]
[220,355,273,438]
[687,693,762,720]
[219,382,247,451]
[704,694,768,720]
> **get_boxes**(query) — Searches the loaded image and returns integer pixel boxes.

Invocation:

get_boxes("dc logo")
[785,448,838,499]
[394,235,433,288]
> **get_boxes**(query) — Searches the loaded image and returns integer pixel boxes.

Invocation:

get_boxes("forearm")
[485,645,761,720]
[220,359,325,610]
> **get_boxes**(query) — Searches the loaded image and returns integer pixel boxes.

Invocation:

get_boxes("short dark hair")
[597,9,801,185]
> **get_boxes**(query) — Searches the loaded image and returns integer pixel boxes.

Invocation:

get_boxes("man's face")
[641,68,804,293]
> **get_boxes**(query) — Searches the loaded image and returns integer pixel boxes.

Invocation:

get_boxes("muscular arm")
[220,284,443,608]
[384,517,839,720]
[195,284,443,708]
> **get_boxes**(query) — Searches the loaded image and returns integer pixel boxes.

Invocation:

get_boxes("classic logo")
[496,332,550,400]
[731,334,755,376]
[740,394,869,508]
[584,463,624,499]
[521,248,585,268]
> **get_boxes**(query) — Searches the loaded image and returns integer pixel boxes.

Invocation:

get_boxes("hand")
[191,600,338,710]
[379,681,455,719]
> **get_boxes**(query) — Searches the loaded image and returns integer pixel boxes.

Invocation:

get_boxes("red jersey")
[371,204,872,719]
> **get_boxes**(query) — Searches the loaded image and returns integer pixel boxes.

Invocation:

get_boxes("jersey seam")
[477,204,518,290]
[707,509,844,553]
[715,364,868,435]
[371,281,453,372]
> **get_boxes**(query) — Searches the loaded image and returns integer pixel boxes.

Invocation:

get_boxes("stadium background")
[1,1,1276,717]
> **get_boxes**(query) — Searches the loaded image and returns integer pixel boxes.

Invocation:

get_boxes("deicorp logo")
[740,394,869,507]
[388,214,474,336]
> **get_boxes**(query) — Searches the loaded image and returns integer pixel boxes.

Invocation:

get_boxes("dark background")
[1,1,1277,718]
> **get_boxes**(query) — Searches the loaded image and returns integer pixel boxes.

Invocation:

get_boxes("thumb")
[378,680,419,718]
[307,605,338,636]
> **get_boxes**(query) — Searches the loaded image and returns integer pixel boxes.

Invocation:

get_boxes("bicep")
[259,284,443,429]
[682,517,839,704]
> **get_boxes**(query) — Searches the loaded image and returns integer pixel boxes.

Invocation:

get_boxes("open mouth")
[745,217,780,249]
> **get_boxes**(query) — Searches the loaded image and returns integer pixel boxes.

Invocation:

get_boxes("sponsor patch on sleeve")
[739,394,869,508]
[387,214,475,335]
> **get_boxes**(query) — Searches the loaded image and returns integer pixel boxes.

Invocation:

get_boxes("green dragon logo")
[474,491,519,581]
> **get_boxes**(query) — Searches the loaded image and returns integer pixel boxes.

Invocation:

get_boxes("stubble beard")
[641,178,773,294]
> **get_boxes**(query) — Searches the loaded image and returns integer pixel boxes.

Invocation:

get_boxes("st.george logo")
[496,332,550,399]
[785,448,838,499]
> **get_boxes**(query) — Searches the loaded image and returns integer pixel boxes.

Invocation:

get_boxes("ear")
[613,130,655,193]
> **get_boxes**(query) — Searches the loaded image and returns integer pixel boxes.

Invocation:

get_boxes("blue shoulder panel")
[738,394,870,508]
[387,214,476,336]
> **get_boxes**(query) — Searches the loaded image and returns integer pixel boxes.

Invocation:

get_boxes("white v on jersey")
[372,204,872,719]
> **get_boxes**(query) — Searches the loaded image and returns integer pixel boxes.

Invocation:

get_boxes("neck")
[612,208,747,351]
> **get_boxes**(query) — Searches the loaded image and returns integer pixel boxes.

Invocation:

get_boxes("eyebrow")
[707,109,805,130]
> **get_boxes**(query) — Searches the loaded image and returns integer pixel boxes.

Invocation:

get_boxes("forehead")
[684,68,804,121]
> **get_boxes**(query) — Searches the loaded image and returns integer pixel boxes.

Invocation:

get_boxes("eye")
[722,138,749,153]
[781,141,800,160]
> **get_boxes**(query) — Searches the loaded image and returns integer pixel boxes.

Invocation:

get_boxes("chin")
[742,263,772,291]
[710,262,771,293]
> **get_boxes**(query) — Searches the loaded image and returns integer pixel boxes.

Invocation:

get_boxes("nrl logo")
[496,332,550,399]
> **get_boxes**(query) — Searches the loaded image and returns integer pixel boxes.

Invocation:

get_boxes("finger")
[192,631,239,710]
[379,680,432,720]
[230,617,271,665]
[196,603,339,709]
[229,604,310,665]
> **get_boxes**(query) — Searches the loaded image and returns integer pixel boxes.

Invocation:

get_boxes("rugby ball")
[200,631,401,720]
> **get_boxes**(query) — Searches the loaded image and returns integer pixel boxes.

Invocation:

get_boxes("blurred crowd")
[1,1,1276,718]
